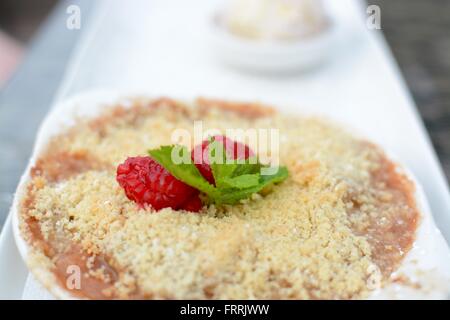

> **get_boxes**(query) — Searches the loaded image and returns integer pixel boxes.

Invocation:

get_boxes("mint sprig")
[148,143,288,205]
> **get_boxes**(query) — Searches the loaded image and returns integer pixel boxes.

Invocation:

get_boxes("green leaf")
[260,166,289,184]
[216,166,289,204]
[148,145,218,198]
[207,140,261,188]
[221,174,260,189]
[148,144,289,207]
[231,156,261,177]
[208,141,237,189]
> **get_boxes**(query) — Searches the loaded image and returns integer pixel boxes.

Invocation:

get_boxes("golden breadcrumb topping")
[20,98,418,299]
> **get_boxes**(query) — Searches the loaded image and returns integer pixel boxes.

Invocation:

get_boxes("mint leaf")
[217,166,289,204]
[208,140,261,189]
[208,141,238,189]
[260,166,289,184]
[221,174,260,189]
[148,146,218,199]
[231,156,261,176]
[149,144,289,207]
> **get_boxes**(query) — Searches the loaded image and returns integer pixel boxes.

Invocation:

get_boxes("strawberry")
[179,195,203,212]
[116,156,202,212]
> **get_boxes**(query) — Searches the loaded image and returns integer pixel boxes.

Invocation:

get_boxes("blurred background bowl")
[208,11,339,73]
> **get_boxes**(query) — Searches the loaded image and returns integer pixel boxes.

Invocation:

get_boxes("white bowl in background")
[208,12,340,73]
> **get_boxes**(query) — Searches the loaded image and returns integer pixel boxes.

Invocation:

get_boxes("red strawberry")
[180,195,203,212]
[116,156,202,212]
[191,135,254,185]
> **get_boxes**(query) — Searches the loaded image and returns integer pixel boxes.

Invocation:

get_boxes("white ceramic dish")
[208,11,340,73]
[10,91,450,299]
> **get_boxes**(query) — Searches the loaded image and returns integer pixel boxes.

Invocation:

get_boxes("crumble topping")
[20,98,418,299]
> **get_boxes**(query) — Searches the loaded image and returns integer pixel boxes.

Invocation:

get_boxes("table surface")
[0,0,94,227]
[374,0,450,180]
[0,0,449,229]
